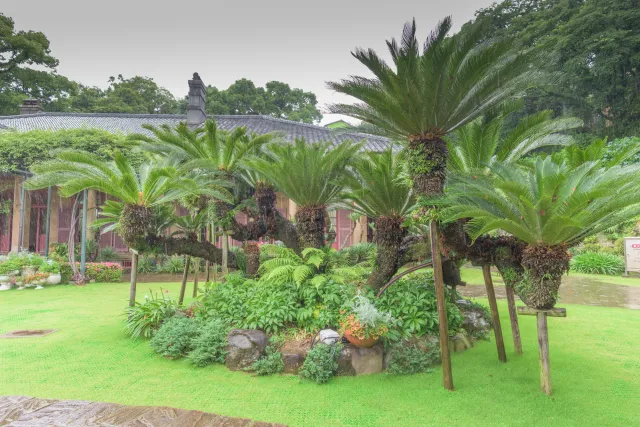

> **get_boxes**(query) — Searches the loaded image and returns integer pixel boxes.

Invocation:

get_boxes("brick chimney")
[187,73,206,127]
[19,99,43,115]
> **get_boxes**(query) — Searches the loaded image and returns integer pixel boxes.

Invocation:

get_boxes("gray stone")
[460,308,491,339]
[318,329,340,345]
[450,333,473,353]
[337,343,383,376]
[282,352,305,375]
[224,329,268,371]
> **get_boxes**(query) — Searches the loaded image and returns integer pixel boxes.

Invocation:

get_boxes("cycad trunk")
[368,216,406,292]
[120,204,154,248]
[518,244,570,310]
[244,241,260,278]
[407,134,448,197]
[295,205,326,249]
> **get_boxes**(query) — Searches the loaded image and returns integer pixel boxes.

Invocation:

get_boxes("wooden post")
[129,251,138,307]
[537,312,551,395]
[482,265,507,363]
[517,306,566,395]
[221,231,229,275]
[505,285,523,354]
[178,255,191,305]
[192,258,199,298]
[429,221,454,391]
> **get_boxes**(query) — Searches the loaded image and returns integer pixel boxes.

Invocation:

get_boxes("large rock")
[280,340,311,375]
[337,343,383,376]
[225,329,268,371]
[460,308,491,339]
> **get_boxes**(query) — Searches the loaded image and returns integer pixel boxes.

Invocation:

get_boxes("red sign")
[633,244,640,249]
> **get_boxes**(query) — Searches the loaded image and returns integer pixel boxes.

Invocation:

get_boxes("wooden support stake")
[482,265,507,363]
[505,285,523,354]
[129,252,138,307]
[517,306,566,317]
[429,221,454,391]
[518,306,566,395]
[537,312,552,395]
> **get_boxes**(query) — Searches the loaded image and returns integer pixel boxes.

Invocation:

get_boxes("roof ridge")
[211,114,388,140]
[0,112,187,120]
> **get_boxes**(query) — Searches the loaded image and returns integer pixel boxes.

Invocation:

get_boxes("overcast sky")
[5,0,492,124]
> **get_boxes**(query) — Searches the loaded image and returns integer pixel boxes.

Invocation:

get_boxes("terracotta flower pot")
[344,331,379,348]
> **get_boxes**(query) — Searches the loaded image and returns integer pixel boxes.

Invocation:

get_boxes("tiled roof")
[0,112,391,151]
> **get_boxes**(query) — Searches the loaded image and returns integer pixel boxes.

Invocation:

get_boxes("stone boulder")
[459,306,491,339]
[225,329,268,371]
[280,339,311,374]
[337,343,383,376]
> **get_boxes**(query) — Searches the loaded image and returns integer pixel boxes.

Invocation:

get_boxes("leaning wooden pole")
[504,285,523,354]
[429,221,454,391]
[482,264,507,363]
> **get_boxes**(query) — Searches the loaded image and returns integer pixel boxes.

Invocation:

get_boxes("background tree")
[473,0,640,137]
[0,13,76,115]
[186,78,323,124]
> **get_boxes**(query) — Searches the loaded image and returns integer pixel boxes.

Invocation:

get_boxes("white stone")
[318,329,341,345]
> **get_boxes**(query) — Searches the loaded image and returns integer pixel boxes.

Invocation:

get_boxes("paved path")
[0,396,286,427]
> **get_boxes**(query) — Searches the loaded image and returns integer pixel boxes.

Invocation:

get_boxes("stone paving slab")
[0,396,286,427]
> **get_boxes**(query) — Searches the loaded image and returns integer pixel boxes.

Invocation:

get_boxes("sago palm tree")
[246,139,361,249]
[328,17,543,199]
[340,149,415,291]
[446,109,582,175]
[439,157,640,309]
[26,150,221,247]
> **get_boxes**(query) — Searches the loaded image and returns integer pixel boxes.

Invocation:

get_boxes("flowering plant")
[339,295,393,340]
[23,272,49,285]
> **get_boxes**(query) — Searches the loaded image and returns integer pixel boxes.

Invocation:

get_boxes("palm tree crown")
[328,17,542,140]
[341,149,414,218]
[440,157,640,247]
[446,110,582,175]
[247,138,361,208]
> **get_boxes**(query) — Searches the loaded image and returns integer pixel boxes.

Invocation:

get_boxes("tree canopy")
[194,79,323,124]
[472,0,640,138]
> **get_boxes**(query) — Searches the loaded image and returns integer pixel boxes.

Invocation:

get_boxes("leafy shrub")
[98,247,118,262]
[85,262,122,282]
[137,256,156,274]
[299,343,342,384]
[187,318,229,367]
[385,343,438,375]
[373,272,463,340]
[150,317,200,358]
[258,244,369,287]
[161,255,185,274]
[39,260,61,274]
[0,256,21,274]
[614,238,625,256]
[249,335,285,376]
[340,295,393,340]
[229,246,246,273]
[337,242,376,267]
[124,290,179,338]
[570,252,625,275]
[199,273,356,333]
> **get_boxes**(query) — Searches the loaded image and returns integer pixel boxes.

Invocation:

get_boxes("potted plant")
[340,295,393,348]
[0,257,20,283]
[41,260,62,285]
[22,253,44,276]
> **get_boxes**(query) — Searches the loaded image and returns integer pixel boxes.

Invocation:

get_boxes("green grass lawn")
[459,267,640,287]
[1,282,639,426]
